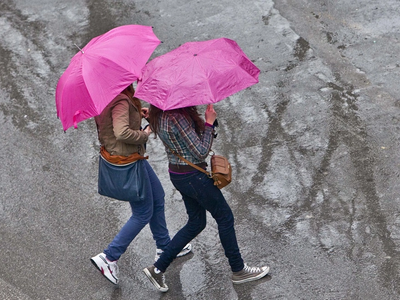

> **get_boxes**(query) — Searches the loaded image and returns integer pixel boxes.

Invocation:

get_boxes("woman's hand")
[141,107,149,119]
[143,124,152,135]
[205,104,217,125]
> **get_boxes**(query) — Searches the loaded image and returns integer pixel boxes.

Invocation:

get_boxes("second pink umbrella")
[135,38,260,111]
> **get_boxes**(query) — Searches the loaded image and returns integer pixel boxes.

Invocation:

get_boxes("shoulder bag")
[98,147,150,201]
[170,150,232,189]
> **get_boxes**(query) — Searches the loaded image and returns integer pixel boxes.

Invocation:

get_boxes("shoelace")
[154,268,166,286]
[243,264,261,273]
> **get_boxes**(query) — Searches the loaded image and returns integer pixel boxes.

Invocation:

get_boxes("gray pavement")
[1,0,400,299]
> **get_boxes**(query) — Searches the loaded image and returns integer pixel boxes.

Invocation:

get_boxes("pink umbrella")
[56,25,161,131]
[134,38,260,110]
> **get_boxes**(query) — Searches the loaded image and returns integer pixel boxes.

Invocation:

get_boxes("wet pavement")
[1,0,400,299]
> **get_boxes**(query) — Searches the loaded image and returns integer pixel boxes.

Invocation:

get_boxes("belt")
[100,146,148,165]
[168,162,207,173]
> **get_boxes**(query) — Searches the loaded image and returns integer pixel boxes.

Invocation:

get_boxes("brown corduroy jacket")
[94,94,148,157]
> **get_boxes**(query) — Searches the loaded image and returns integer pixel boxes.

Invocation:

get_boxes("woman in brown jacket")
[90,84,191,285]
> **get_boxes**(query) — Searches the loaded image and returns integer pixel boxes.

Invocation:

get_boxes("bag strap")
[165,144,211,177]
[170,149,211,176]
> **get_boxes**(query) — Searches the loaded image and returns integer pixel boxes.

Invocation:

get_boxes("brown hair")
[121,84,142,112]
[149,105,205,137]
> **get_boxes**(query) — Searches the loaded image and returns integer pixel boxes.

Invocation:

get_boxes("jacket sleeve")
[170,114,214,160]
[111,99,148,144]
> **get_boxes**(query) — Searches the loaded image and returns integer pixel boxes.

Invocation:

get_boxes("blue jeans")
[154,171,244,273]
[104,160,170,261]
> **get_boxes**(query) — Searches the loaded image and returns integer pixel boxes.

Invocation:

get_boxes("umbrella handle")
[73,110,81,129]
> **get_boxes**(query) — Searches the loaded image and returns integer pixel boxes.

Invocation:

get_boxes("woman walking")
[90,84,191,285]
[143,104,269,292]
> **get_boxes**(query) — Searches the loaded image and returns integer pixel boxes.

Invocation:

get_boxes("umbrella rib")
[193,55,216,102]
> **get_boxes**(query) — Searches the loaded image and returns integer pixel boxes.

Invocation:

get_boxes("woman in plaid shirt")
[143,104,269,292]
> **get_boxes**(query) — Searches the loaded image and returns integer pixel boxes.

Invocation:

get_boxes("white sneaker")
[90,253,119,284]
[155,243,192,261]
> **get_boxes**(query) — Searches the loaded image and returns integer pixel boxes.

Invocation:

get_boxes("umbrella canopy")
[134,38,260,110]
[56,25,161,131]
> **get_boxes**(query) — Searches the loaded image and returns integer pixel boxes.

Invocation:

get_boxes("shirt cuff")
[205,122,215,129]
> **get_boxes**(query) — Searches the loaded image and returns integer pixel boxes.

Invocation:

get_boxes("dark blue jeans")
[104,160,170,261]
[154,171,244,273]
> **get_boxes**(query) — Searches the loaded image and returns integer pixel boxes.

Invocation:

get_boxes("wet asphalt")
[1,0,400,299]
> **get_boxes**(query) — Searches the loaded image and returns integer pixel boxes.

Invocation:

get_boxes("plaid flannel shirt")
[158,111,214,165]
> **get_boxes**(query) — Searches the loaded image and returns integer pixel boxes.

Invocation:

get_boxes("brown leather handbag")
[170,150,232,189]
[210,154,232,189]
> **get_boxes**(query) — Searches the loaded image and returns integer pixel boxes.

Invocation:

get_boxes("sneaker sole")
[143,268,169,292]
[90,257,118,285]
[232,266,270,285]
[176,243,192,257]
[155,243,193,261]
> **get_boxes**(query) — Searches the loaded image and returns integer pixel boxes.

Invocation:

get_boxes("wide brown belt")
[169,162,207,173]
[100,146,148,165]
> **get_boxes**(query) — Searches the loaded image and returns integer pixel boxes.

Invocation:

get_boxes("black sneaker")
[143,265,168,292]
[231,263,269,284]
